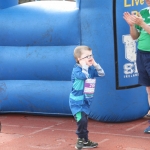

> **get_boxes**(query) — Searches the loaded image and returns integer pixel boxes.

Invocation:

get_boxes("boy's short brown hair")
[74,45,92,63]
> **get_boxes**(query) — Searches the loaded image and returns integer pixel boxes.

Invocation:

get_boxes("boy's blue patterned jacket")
[69,63,105,116]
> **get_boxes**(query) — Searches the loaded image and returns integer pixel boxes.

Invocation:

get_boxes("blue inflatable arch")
[0,0,148,122]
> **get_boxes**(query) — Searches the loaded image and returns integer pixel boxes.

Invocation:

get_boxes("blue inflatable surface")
[0,0,148,122]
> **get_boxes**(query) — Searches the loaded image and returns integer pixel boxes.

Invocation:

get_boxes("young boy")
[69,45,105,149]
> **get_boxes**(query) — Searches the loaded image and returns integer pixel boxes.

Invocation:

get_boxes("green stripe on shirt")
[75,112,82,122]
[73,78,84,90]
[70,93,84,101]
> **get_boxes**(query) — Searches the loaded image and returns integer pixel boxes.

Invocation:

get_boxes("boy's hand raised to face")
[92,59,98,66]
[79,59,86,66]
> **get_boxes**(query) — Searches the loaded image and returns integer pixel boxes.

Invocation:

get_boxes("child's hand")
[79,59,86,66]
[92,59,98,66]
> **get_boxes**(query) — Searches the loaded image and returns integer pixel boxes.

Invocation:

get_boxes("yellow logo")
[124,0,144,7]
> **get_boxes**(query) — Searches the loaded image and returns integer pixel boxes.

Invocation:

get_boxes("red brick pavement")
[0,114,150,150]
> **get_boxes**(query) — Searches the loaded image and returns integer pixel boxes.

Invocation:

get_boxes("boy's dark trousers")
[74,111,89,142]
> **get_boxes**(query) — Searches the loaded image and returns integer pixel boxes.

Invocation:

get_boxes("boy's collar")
[76,63,81,67]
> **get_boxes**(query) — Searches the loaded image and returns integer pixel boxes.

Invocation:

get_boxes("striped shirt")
[69,63,105,115]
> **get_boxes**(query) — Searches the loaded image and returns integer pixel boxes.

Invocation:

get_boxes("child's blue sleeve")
[73,65,89,80]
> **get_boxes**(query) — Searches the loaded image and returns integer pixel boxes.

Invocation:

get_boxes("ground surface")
[0,114,150,150]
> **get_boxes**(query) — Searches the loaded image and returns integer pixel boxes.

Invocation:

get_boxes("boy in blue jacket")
[69,46,105,149]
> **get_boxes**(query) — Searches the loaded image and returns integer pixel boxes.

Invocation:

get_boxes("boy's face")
[78,50,94,66]
[146,0,150,6]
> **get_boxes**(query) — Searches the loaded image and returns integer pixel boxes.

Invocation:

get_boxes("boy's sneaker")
[144,126,150,134]
[75,138,84,150]
[83,139,98,148]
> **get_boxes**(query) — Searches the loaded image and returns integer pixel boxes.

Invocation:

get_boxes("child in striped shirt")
[69,45,105,149]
